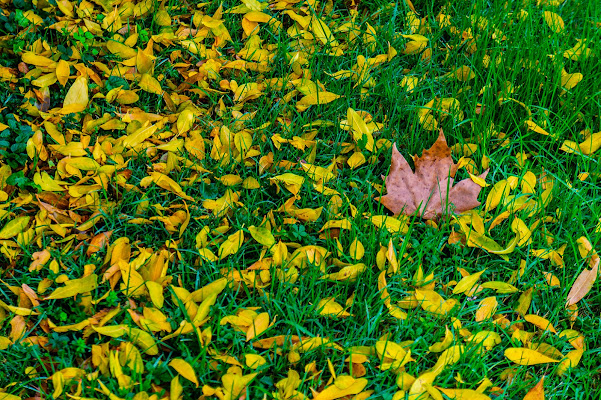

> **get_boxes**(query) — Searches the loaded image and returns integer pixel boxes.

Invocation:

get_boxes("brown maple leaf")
[377,129,488,219]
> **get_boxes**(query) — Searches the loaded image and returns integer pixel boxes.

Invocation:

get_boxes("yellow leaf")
[429,326,453,353]
[453,269,486,294]
[248,225,275,248]
[62,76,89,113]
[347,152,366,169]
[296,92,341,108]
[321,263,367,282]
[0,299,40,316]
[218,230,244,259]
[165,376,181,400]
[122,123,158,149]
[560,131,601,155]
[244,354,267,369]
[475,296,497,322]
[145,281,164,308]
[190,278,227,303]
[45,274,98,300]
[485,179,512,212]
[525,120,551,136]
[246,312,271,341]
[400,76,419,92]
[107,40,137,58]
[55,59,70,86]
[0,393,21,400]
[169,358,199,387]
[147,172,194,201]
[504,348,560,365]
[561,70,583,90]
[33,172,65,192]
[128,327,159,355]
[0,216,30,239]
[543,11,565,33]
[320,219,352,231]
[313,376,368,400]
[309,16,336,45]
[556,349,584,376]
[479,281,518,293]
[467,330,501,351]
[437,388,490,400]
[177,109,195,134]
[370,215,409,234]
[139,73,163,94]
[346,108,375,152]
[317,298,350,318]
[414,289,457,317]
[453,65,475,81]
[524,314,557,333]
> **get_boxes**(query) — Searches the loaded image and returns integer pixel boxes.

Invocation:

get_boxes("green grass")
[0,0,600,398]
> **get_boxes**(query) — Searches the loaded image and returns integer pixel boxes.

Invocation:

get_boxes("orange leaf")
[86,231,113,256]
[523,377,545,400]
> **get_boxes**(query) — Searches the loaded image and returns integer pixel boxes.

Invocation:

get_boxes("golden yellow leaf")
[556,349,584,376]
[296,92,341,108]
[479,281,518,293]
[504,348,560,365]
[244,354,267,369]
[453,269,486,294]
[218,230,244,259]
[475,296,497,322]
[560,131,601,155]
[524,314,557,333]
[55,59,70,86]
[346,108,375,152]
[0,216,30,239]
[62,76,88,113]
[45,274,98,300]
[466,330,501,350]
[248,225,275,247]
[169,358,199,387]
[543,11,565,33]
[146,172,194,202]
[138,73,163,94]
[437,388,490,400]
[317,298,350,318]
[525,120,551,136]
[246,312,271,341]
[313,376,368,400]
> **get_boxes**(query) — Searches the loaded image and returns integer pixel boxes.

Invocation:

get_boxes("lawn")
[0,0,600,398]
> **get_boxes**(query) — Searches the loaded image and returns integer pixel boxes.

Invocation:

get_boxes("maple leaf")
[377,129,488,219]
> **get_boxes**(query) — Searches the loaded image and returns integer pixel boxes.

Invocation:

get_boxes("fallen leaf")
[523,376,544,400]
[377,129,488,219]
[504,348,560,365]
[566,237,599,306]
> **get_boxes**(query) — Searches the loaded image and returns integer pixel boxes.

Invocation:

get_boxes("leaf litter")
[0,0,598,398]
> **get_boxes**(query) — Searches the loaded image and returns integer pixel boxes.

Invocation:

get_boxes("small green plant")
[0,113,33,169]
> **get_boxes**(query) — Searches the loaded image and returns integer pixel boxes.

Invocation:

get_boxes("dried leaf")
[377,129,488,219]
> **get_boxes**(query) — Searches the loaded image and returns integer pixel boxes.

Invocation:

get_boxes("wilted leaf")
[566,237,599,306]
[377,129,488,219]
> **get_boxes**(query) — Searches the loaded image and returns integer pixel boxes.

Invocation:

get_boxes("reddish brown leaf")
[377,129,488,219]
